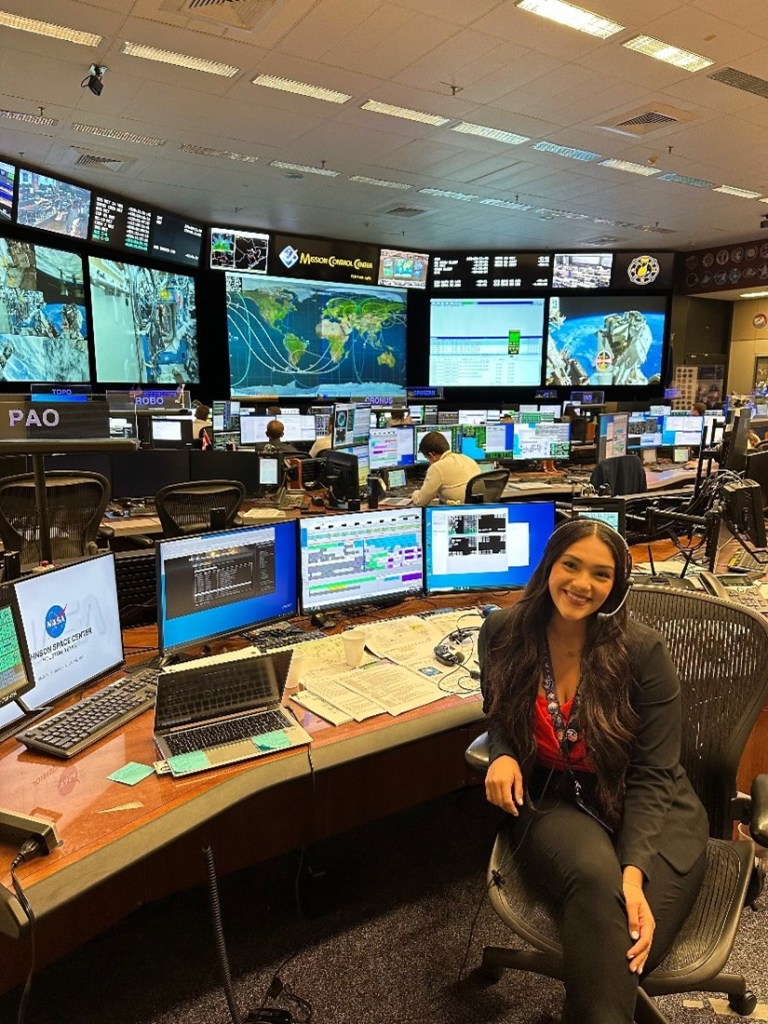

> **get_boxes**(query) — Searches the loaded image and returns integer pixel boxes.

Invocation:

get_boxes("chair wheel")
[728,991,757,1015]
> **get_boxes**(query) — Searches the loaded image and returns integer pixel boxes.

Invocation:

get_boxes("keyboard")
[163,709,287,757]
[277,488,305,509]
[17,667,159,759]
[728,547,765,572]
[243,623,326,650]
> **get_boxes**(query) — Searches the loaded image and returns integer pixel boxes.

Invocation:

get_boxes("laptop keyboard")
[163,708,288,756]
[243,623,326,650]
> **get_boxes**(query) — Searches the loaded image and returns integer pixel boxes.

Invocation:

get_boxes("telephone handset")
[696,571,728,599]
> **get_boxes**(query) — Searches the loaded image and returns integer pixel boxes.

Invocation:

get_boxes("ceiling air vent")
[384,206,427,218]
[598,103,694,137]
[74,153,130,171]
[161,0,278,28]
[708,67,768,100]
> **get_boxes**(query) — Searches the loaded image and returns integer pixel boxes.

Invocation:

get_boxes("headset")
[434,626,481,668]
[551,517,633,620]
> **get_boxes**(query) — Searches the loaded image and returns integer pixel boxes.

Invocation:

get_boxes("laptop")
[153,647,312,777]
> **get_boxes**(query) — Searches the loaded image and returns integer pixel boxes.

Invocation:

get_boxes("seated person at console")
[192,404,212,440]
[411,431,479,506]
[309,412,334,459]
[261,419,299,454]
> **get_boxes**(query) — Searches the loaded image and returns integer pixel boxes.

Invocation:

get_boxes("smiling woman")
[478,519,709,1024]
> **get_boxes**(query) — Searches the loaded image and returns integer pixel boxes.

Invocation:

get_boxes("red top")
[534,694,595,772]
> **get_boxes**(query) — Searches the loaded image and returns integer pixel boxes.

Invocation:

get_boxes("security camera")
[83,64,107,96]
[761,216,768,230]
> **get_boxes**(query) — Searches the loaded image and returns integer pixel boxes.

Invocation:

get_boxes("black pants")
[510,795,707,1024]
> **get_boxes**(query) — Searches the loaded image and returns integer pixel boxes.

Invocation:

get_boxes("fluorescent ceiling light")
[532,141,601,161]
[515,0,624,39]
[361,100,449,126]
[622,35,714,72]
[252,75,350,104]
[714,185,762,199]
[121,41,238,77]
[418,188,478,202]
[180,144,257,163]
[72,123,166,146]
[478,197,533,210]
[658,173,713,188]
[451,122,529,145]
[270,160,340,177]
[536,208,589,219]
[740,291,768,298]
[0,10,101,46]
[349,175,411,189]
[0,107,58,126]
[599,158,661,176]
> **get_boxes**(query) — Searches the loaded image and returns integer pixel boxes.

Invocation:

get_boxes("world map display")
[226,274,407,397]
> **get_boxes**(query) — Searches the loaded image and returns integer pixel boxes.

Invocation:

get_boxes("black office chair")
[154,479,245,537]
[467,586,768,1024]
[465,469,510,503]
[0,470,111,569]
[590,454,648,495]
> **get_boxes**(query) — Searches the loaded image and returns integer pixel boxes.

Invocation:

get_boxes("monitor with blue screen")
[299,507,424,613]
[424,502,555,594]
[459,423,515,460]
[157,522,298,656]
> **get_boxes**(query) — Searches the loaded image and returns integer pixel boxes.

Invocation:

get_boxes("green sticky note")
[107,761,155,786]
[254,730,291,752]
[167,750,210,775]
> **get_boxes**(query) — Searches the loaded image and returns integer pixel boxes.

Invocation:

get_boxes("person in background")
[690,401,707,416]
[411,431,479,506]
[481,519,707,1024]
[562,404,588,444]
[192,404,212,439]
[262,419,299,454]
[309,412,334,459]
[389,408,413,427]
[267,405,282,417]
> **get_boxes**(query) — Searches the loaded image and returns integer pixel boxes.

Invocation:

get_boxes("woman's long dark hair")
[485,519,637,829]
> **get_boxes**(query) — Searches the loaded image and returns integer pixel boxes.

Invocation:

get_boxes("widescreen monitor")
[458,409,487,425]
[378,248,428,289]
[210,228,269,273]
[512,422,570,460]
[333,403,371,447]
[597,413,629,461]
[547,296,666,388]
[572,497,626,536]
[14,554,124,708]
[239,413,316,445]
[459,423,515,461]
[0,238,89,382]
[368,427,415,470]
[429,297,545,388]
[320,449,361,504]
[157,522,298,656]
[661,415,704,447]
[0,585,33,710]
[150,415,194,449]
[0,160,15,220]
[90,190,153,255]
[424,502,555,594]
[552,253,613,289]
[337,444,370,486]
[149,211,203,267]
[745,451,768,510]
[627,412,663,450]
[299,507,424,614]
[226,273,407,398]
[17,169,91,239]
[89,257,198,384]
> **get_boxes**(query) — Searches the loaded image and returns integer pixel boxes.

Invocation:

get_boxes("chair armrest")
[465,731,491,772]
[751,774,768,848]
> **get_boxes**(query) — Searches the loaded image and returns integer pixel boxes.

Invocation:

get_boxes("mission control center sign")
[269,234,378,286]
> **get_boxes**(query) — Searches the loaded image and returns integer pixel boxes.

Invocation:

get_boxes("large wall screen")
[89,257,198,383]
[226,273,407,397]
[0,239,89,382]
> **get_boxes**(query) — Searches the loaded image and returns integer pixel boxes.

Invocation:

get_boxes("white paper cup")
[285,651,307,692]
[342,630,367,668]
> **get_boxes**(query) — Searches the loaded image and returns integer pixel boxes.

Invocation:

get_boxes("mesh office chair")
[467,586,768,1023]
[590,454,648,495]
[0,471,111,569]
[155,479,245,537]
[465,469,510,503]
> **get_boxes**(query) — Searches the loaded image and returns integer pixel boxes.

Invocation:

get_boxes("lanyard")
[542,644,582,757]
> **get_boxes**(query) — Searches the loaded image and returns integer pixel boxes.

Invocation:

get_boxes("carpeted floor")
[1,787,765,1024]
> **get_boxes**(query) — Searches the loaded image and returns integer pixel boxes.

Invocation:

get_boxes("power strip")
[0,808,59,853]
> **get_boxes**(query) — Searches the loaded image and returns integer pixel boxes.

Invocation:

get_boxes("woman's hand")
[623,868,655,975]
[485,755,524,815]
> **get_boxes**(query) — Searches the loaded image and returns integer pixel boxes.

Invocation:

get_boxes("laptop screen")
[157,522,298,656]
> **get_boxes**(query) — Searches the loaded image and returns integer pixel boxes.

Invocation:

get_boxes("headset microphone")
[597,578,633,619]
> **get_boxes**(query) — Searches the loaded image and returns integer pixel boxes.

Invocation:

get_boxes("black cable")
[203,845,243,1024]
[10,838,44,1024]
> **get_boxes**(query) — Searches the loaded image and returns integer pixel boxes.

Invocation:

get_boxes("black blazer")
[479,610,708,881]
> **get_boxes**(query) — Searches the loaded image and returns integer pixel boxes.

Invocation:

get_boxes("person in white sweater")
[411,431,479,506]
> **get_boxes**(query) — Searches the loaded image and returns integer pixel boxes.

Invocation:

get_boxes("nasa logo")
[279,245,299,268]
[627,255,660,286]
[45,604,67,639]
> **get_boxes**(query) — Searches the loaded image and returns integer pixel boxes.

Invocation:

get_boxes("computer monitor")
[156,522,298,657]
[627,412,663,450]
[745,451,768,510]
[571,390,605,406]
[597,413,629,461]
[721,481,767,549]
[459,423,515,461]
[660,415,704,447]
[336,445,370,487]
[572,497,627,536]
[512,422,570,460]
[320,449,361,505]
[333,403,372,448]
[299,507,424,614]
[150,415,194,449]
[458,410,487,425]
[415,427,456,463]
[190,451,260,498]
[368,427,416,471]
[239,413,316,445]
[111,450,190,499]
[257,455,282,488]
[0,585,33,710]
[14,554,124,708]
[424,502,555,594]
